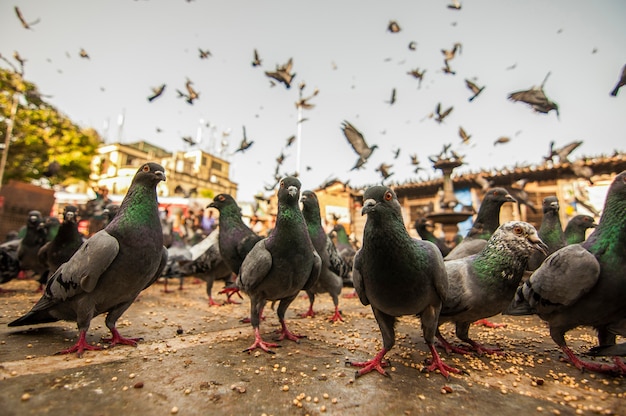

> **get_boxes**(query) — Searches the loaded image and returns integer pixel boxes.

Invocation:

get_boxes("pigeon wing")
[524,244,600,311]
[352,249,369,306]
[237,239,272,292]
[341,121,370,157]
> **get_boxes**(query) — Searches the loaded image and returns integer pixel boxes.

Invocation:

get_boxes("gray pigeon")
[0,239,21,288]
[564,214,597,245]
[236,177,321,353]
[507,171,626,375]
[300,190,346,322]
[9,163,168,357]
[528,196,566,270]
[349,186,459,378]
[16,210,48,278]
[445,188,516,260]
[37,205,84,281]
[437,221,547,355]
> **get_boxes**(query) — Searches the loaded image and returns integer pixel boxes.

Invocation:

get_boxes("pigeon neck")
[471,201,503,238]
[584,192,626,263]
[110,183,160,231]
[473,236,529,286]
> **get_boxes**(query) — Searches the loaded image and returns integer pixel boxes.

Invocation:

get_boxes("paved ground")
[0,277,624,416]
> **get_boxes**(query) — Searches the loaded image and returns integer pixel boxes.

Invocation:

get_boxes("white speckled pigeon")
[236,177,321,353]
[9,163,168,357]
[437,221,547,355]
[349,185,459,378]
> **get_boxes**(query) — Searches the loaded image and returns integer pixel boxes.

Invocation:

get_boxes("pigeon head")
[133,162,166,186]
[570,215,597,229]
[484,188,516,204]
[63,205,79,223]
[209,193,237,210]
[361,186,402,218]
[494,221,548,256]
[300,190,318,205]
[27,210,43,227]
[542,196,559,213]
[278,176,301,201]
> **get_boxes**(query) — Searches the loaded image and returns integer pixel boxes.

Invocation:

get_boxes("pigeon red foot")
[56,330,102,357]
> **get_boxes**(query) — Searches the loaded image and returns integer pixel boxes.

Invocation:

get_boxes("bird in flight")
[434,103,454,123]
[387,20,401,33]
[147,84,166,102]
[14,6,40,30]
[385,88,397,105]
[465,79,485,102]
[198,48,211,59]
[251,49,262,67]
[234,126,254,153]
[177,78,199,104]
[79,48,90,59]
[265,58,296,89]
[610,64,626,96]
[459,126,471,144]
[508,72,559,117]
[341,121,378,171]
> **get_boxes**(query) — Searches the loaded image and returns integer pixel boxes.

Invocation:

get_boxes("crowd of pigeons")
[2,163,625,380]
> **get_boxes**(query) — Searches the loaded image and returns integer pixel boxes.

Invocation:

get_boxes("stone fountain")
[426,145,474,245]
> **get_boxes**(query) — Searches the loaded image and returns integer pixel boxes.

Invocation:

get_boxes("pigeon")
[437,222,547,355]
[9,163,168,357]
[445,188,517,260]
[494,136,511,146]
[459,126,471,144]
[14,6,40,29]
[508,72,559,117]
[37,205,84,283]
[0,239,21,289]
[147,84,166,102]
[234,126,254,153]
[387,20,401,33]
[527,196,566,270]
[182,230,234,306]
[177,78,199,104]
[610,64,626,96]
[207,194,263,302]
[407,68,426,88]
[341,121,378,171]
[544,140,583,164]
[507,179,538,213]
[236,177,321,353]
[160,235,192,293]
[441,42,462,62]
[408,41,417,51]
[465,79,485,102]
[434,103,453,123]
[348,186,459,378]
[79,48,90,59]
[414,218,451,257]
[330,223,356,263]
[198,48,211,59]
[447,0,462,9]
[264,58,296,89]
[251,49,262,67]
[507,171,626,374]
[385,88,396,105]
[564,214,597,245]
[376,163,394,181]
[300,191,346,322]
[16,210,48,279]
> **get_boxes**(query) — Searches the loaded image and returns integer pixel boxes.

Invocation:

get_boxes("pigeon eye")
[384,191,393,201]
[218,195,225,201]
[513,226,523,235]
[280,181,284,188]
[142,165,150,172]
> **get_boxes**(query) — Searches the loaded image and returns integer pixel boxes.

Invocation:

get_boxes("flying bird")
[198,48,211,59]
[265,57,296,89]
[182,78,199,104]
[236,177,321,353]
[341,121,378,171]
[9,163,168,357]
[441,42,462,62]
[387,20,401,33]
[465,79,485,102]
[147,84,166,102]
[508,72,559,117]
[79,48,90,59]
[437,222,547,355]
[544,140,583,163]
[376,163,394,181]
[385,88,396,105]
[407,68,426,88]
[408,41,417,51]
[410,154,423,173]
[434,103,454,123]
[494,136,510,146]
[507,171,626,375]
[349,186,459,378]
[251,49,262,67]
[441,60,456,75]
[285,135,296,147]
[234,126,254,153]
[447,0,462,9]
[610,64,626,96]
[181,136,196,146]
[459,126,471,144]
[14,6,40,29]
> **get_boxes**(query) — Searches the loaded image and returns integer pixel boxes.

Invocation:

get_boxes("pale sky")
[2,0,625,201]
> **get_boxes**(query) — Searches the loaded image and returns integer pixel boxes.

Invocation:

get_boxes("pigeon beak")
[155,170,166,182]
[207,201,216,209]
[529,235,548,256]
[550,201,559,209]
[288,186,298,198]
[505,193,517,203]
[300,194,307,203]
[361,198,376,215]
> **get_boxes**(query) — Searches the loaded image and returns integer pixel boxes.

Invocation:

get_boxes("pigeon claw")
[561,346,623,375]
[299,307,316,319]
[55,331,102,357]
[244,328,280,354]
[473,318,507,328]
[101,328,142,348]
[426,345,461,378]
[276,323,305,342]
[348,349,390,378]
[328,308,344,323]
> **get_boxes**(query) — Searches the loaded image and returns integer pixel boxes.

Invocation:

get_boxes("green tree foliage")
[0,67,102,186]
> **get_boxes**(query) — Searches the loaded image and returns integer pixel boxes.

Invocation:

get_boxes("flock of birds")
[2,162,626,381]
